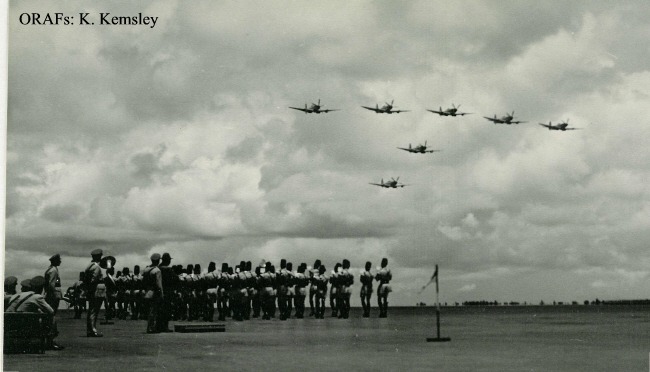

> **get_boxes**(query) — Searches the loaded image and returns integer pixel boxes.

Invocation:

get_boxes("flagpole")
[435,264,440,339]
[427,264,450,342]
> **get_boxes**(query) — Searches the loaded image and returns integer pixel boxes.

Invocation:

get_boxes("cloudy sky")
[5,1,650,306]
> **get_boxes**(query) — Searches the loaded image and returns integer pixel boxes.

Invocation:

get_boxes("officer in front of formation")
[44,254,64,349]
[158,252,175,332]
[85,249,105,337]
[6,276,63,350]
[143,253,164,333]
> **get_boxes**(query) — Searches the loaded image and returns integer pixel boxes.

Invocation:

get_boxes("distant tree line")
[450,299,650,306]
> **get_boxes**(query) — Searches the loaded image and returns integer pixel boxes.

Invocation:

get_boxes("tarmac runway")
[4,306,649,371]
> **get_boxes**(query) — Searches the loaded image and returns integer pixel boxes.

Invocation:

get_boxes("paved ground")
[4,306,649,371]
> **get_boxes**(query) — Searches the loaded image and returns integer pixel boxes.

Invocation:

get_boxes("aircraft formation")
[289,99,585,189]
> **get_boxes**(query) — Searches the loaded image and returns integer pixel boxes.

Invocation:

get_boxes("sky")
[4,0,650,306]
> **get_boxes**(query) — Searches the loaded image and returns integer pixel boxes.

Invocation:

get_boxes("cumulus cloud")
[5,0,650,304]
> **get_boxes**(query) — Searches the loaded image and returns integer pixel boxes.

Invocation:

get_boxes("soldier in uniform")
[6,276,63,349]
[229,265,243,321]
[203,261,218,322]
[276,259,289,320]
[293,263,309,318]
[4,276,18,309]
[251,265,262,318]
[315,265,328,319]
[158,253,175,331]
[118,267,132,320]
[243,261,255,320]
[72,272,87,319]
[103,266,117,321]
[85,249,104,337]
[375,258,392,318]
[216,263,230,321]
[285,262,295,319]
[131,265,144,320]
[143,253,164,333]
[259,262,274,320]
[44,254,63,347]
[339,259,353,319]
[308,259,321,317]
[360,261,374,318]
[329,263,341,317]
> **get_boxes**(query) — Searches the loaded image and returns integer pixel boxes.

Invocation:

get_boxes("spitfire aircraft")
[361,100,409,114]
[484,111,527,125]
[539,119,581,131]
[398,141,441,154]
[370,177,408,188]
[427,104,471,117]
[289,99,339,114]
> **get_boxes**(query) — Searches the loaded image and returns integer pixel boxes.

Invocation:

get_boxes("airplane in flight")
[538,119,581,131]
[427,104,472,117]
[370,177,408,188]
[484,111,527,124]
[289,99,339,114]
[361,100,409,114]
[398,141,441,154]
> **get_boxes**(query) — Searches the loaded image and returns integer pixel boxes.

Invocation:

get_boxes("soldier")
[6,276,63,350]
[315,265,328,319]
[203,261,218,322]
[285,262,295,319]
[158,253,175,331]
[293,263,309,319]
[375,258,392,318]
[143,253,163,333]
[339,259,353,319]
[229,265,243,321]
[251,265,262,318]
[277,259,289,320]
[85,249,104,337]
[217,263,230,321]
[308,259,321,317]
[360,261,374,318]
[259,262,274,320]
[244,261,255,320]
[131,265,144,320]
[72,272,87,319]
[118,267,132,320]
[329,263,341,317]
[44,254,63,347]
[4,276,18,309]
[103,266,117,321]
[269,265,278,318]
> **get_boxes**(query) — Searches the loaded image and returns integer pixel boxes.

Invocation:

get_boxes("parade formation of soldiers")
[4,249,393,344]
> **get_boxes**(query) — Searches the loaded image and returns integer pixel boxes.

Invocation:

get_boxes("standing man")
[85,249,104,337]
[158,253,175,332]
[375,258,392,318]
[44,254,63,349]
[308,259,321,317]
[339,259,353,319]
[360,262,374,318]
[143,253,163,333]
[72,272,87,319]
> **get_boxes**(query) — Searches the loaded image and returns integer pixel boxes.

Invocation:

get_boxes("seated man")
[5,276,64,350]
[4,276,18,309]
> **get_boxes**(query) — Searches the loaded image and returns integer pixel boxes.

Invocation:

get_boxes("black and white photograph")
[3,1,650,370]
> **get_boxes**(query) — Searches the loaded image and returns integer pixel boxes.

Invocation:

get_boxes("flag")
[418,267,438,294]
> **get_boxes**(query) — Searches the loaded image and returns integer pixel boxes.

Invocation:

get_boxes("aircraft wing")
[564,128,582,130]
[320,109,340,113]
[427,109,445,115]
[397,147,415,153]
[391,110,409,113]
[290,107,312,113]
[457,112,472,116]
[510,120,527,124]
[361,106,381,113]
[484,116,503,123]
[538,123,553,129]
[425,150,441,153]
[369,183,386,187]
